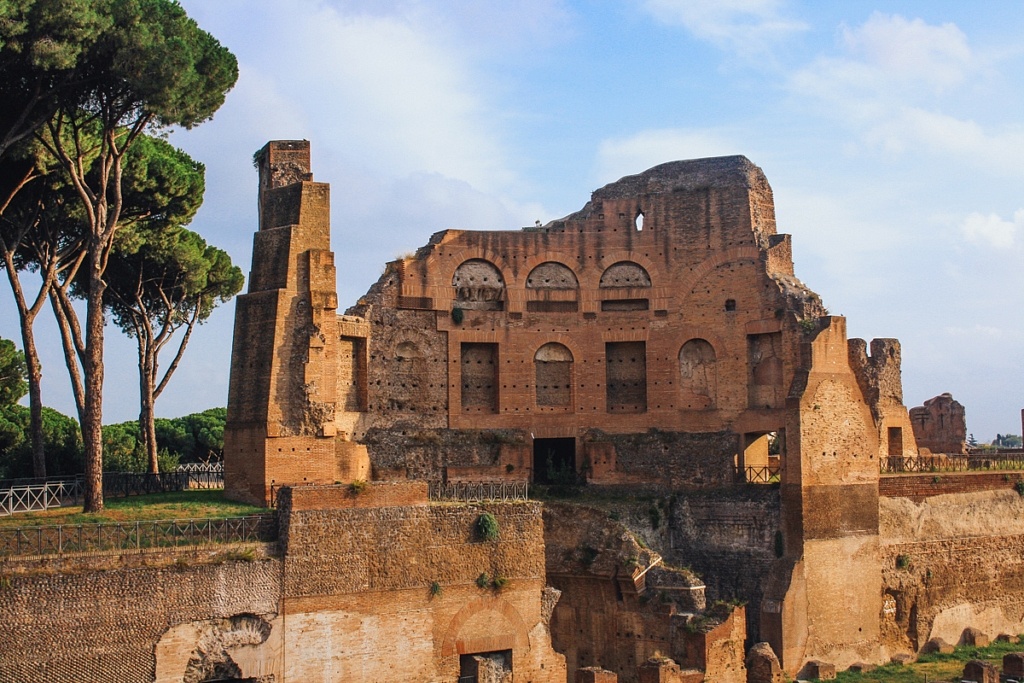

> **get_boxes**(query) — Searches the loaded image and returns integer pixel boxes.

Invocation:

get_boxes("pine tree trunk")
[22,328,46,478]
[81,251,106,513]
[140,346,159,474]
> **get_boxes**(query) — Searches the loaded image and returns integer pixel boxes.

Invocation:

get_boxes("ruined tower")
[223,141,368,505]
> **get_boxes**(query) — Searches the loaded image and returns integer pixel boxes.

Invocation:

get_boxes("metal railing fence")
[738,465,781,484]
[0,480,83,516]
[428,481,529,502]
[0,470,225,516]
[0,514,276,557]
[881,453,1024,474]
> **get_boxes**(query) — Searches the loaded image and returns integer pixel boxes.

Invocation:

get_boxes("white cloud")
[794,13,975,100]
[595,128,742,184]
[961,209,1023,249]
[839,13,972,91]
[642,0,807,56]
[788,13,1024,174]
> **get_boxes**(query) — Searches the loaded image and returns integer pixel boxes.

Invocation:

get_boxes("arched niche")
[534,342,573,407]
[599,261,651,288]
[395,341,421,360]
[526,262,579,312]
[526,262,578,289]
[679,338,717,408]
[452,259,505,310]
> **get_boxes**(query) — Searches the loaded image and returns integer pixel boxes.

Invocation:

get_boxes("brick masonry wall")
[667,487,780,643]
[277,496,565,682]
[593,429,739,488]
[0,548,282,683]
[880,472,1023,501]
[0,496,568,683]
[279,499,546,598]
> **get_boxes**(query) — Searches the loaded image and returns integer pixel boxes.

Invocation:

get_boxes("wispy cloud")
[789,13,1024,173]
[642,0,807,56]
[961,209,1023,249]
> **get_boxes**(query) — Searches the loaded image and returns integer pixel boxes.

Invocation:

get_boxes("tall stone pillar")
[761,317,882,675]
[223,141,368,505]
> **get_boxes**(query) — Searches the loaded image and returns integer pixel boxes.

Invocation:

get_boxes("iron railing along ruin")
[428,481,529,502]
[0,480,83,516]
[881,453,1024,474]
[737,465,781,484]
[0,468,225,517]
[0,514,276,558]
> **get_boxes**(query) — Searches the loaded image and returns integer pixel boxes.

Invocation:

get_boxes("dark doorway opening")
[533,437,576,484]
[459,649,512,682]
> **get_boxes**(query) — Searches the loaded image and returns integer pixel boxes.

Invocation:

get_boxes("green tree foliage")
[0,0,111,158]
[0,143,90,477]
[0,405,82,479]
[0,337,28,407]
[25,0,237,511]
[995,434,1023,449]
[100,407,226,473]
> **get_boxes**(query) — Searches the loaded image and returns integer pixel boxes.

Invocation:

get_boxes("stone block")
[1003,652,1024,677]
[804,660,836,680]
[963,627,991,647]
[962,659,998,683]
[576,667,618,683]
[890,653,915,665]
[924,637,954,654]
[745,642,784,683]
[999,634,1021,644]
[847,662,875,673]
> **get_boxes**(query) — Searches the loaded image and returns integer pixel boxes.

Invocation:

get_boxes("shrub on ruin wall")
[476,512,499,541]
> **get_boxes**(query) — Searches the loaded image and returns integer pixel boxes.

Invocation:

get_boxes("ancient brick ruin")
[225,141,920,501]
[10,141,1024,683]
[215,140,937,678]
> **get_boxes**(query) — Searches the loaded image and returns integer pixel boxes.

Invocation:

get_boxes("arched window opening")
[599,261,651,288]
[452,259,505,311]
[526,262,579,313]
[534,343,573,408]
[635,211,644,231]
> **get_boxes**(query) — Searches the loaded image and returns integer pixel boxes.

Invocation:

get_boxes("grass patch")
[0,490,265,528]
[830,637,1024,682]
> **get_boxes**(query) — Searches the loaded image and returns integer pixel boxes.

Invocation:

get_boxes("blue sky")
[3,0,1022,439]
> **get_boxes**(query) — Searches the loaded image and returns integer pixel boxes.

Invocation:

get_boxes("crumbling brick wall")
[910,393,967,455]
[0,550,281,683]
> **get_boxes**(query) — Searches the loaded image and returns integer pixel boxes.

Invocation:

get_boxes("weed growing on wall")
[492,575,507,590]
[476,512,499,541]
[476,572,490,588]
[429,581,442,598]
[348,480,367,495]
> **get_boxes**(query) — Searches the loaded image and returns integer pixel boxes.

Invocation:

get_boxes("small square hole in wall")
[725,299,736,312]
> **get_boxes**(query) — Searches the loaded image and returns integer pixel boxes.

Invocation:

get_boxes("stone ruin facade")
[910,392,967,455]
[220,140,980,678]
[7,142,1024,683]
[225,141,921,503]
